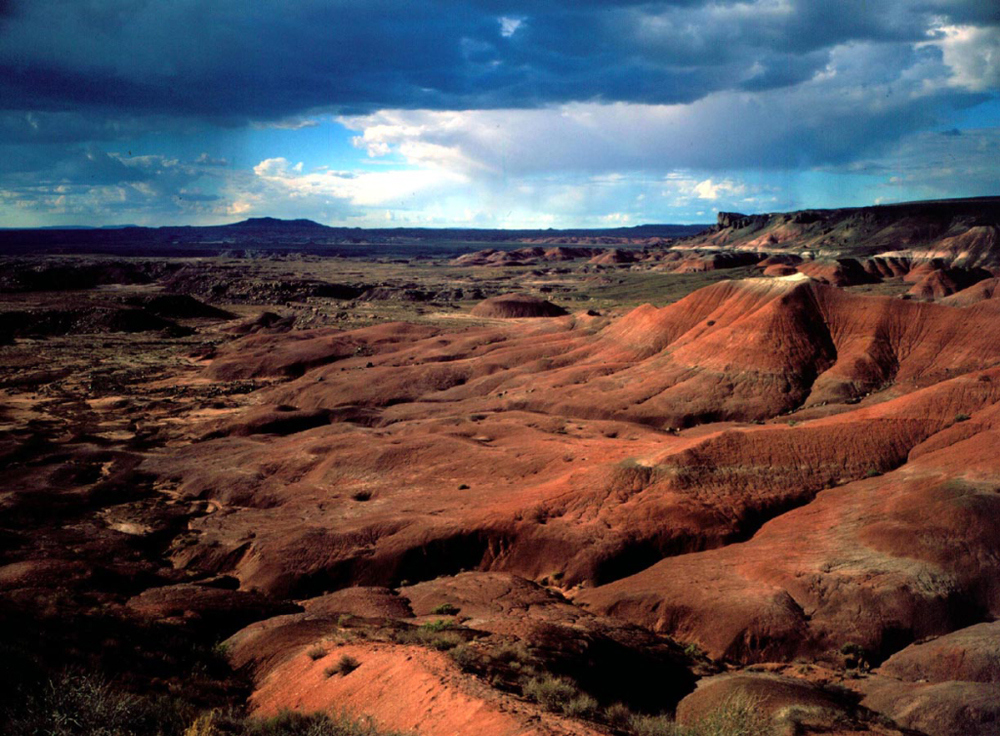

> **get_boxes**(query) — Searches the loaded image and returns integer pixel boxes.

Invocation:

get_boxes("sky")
[0,0,998,229]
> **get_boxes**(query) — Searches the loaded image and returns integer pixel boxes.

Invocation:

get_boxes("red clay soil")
[577,389,1000,664]
[244,639,605,736]
[587,249,638,265]
[905,266,992,300]
[651,252,761,273]
[863,256,912,279]
[906,269,960,299]
[223,572,701,732]
[223,595,628,736]
[931,225,1000,267]
[126,583,299,633]
[757,254,803,268]
[129,274,1000,733]
[300,586,414,619]
[150,278,1000,604]
[452,247,610,266]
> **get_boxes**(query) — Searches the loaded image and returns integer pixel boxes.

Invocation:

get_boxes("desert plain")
[2,197,1000,736]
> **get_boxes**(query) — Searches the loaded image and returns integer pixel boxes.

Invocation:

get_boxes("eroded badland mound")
[4,204,1000,736]
[470,294,569,319]
[151,276,1000,733]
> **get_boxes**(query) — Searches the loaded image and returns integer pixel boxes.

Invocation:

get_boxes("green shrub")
[955,412,971,422]
[493,641,532,666]
[682,642,703,659]
[425,632,463,651]
[205,709,413,736]
[523,675,581,714]
[212,641,232,661]
[839,642,865,657]
[393,622,464,651]
[430,603,459,616]
[6,672,195,736]
[6,673,413,736]
[600,693,771,736]
[447,644,481,671]
[420,619,454,632]
[627,713,679,736]
[604,702,633,729]
[306,645,327,661]
[839,642,870,671]
[563,693,598,719]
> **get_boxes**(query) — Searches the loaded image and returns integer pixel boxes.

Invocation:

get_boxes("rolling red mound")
[157,276,1000,595]
[136,273,1000,732]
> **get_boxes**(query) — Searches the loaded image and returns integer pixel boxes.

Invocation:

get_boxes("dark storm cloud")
[0,110,188,145]
[1,0,997,226]
[920,0,1000,25]
[0,143,197,189]
[0,0,989,122]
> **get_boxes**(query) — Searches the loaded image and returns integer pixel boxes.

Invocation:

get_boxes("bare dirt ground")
[2,248,998,736]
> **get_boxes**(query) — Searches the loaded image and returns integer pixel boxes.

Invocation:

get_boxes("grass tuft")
[687,692,771,736]
[306,645,327,661]
[324,655,360,678]
[6,672,195,736]
[186,708,413,736]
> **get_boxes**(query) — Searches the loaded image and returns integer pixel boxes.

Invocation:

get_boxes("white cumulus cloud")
[925,24,1000,91]
[251,156,468,207]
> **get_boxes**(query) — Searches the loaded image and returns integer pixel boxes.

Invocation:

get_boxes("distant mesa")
[694,197,1000,272]
[225,217,327,229]
[470,293,568,318]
